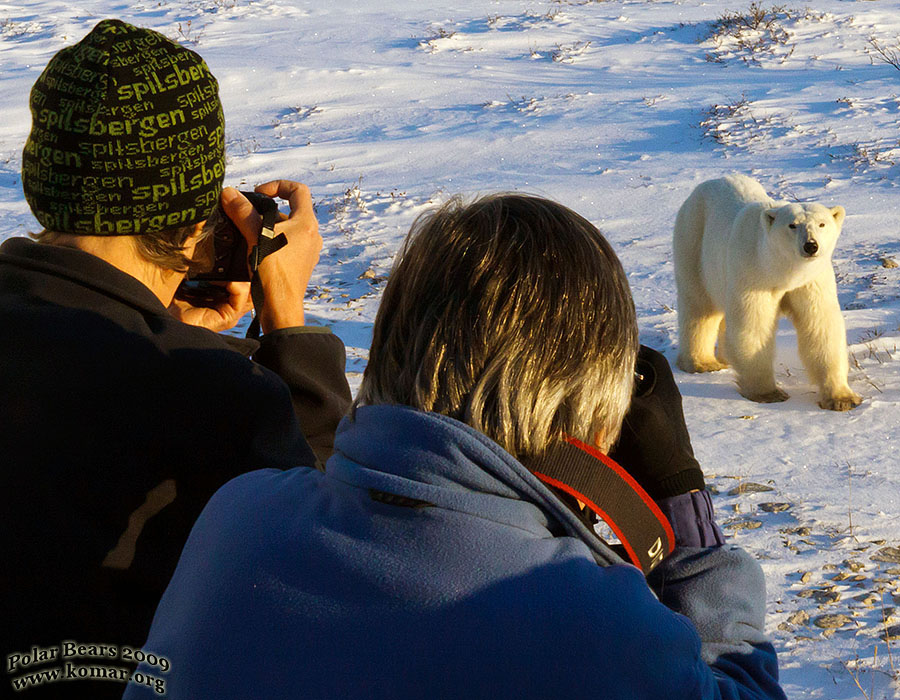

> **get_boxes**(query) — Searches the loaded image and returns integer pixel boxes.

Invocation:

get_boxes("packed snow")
[2,0,900,696]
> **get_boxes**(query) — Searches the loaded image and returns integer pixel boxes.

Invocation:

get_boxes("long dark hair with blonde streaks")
[355,193,638,458]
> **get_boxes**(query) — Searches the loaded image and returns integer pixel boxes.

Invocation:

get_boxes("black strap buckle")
[248,197,287,273]
[246,196,288,339]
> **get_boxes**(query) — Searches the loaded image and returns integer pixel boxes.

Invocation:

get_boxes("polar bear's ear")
[830,206,845,228]
[763,209,778,229]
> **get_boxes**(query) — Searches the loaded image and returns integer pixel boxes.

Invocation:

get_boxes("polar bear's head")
[764,202,845,262]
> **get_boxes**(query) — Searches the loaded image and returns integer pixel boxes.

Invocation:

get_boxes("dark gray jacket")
[0,238,350,697]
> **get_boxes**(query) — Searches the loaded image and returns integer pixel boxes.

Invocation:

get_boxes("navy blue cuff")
[657,490,725,548]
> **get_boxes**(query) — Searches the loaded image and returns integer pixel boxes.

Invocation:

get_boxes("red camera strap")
[527,437,674,574]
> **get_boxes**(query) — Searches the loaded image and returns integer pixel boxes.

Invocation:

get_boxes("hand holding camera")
[169,279,254,333]
[173,180,322,334]
[223,180,322,333]
[609,345,707,501]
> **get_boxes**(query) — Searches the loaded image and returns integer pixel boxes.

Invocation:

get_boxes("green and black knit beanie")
[22,19,225,235]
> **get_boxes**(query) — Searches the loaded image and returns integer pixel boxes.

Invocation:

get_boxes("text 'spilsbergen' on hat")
[22,18,225,235]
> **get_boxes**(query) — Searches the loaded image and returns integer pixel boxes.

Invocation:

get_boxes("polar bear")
[673,174,861,411]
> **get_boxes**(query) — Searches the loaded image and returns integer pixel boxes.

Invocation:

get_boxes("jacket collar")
[0,237,168,315]
[327,404,625,567]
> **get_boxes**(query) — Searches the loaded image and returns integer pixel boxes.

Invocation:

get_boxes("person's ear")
[183,220,207,259]
[188,220,206,241]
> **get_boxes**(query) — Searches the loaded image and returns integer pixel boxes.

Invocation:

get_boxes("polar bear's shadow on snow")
[670,321,842,413]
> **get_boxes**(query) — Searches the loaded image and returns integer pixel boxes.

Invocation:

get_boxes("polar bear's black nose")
[803,240,818,256]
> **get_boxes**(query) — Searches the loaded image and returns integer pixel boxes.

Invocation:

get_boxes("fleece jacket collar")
[0,237,168,316]
[327,404,626,568]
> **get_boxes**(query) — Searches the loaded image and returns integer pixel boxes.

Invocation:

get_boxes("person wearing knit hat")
[22,18,225,237]
[0,19,350,699]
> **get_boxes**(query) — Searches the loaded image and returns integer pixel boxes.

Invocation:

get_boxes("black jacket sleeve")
[252,327,353,464]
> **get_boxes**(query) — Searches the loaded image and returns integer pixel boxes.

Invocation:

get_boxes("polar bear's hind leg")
[674,186,729,374]
[676,310,729,373]
[715,318,729,365]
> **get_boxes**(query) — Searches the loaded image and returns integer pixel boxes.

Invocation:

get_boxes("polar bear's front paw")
[740,387,789,403]
[818,391,863,412]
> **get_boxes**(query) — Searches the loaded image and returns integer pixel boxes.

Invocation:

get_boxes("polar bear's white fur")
[673,174,861,411]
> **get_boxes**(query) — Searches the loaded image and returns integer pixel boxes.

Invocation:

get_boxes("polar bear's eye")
[819,222,825,227]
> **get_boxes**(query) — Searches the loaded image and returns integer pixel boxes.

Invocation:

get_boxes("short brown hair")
[355,193,638,458]
[33,224,209,273]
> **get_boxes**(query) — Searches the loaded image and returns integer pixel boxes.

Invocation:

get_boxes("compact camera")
[175,191,275,306]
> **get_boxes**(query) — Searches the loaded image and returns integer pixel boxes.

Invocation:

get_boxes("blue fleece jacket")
[126,405,785,699]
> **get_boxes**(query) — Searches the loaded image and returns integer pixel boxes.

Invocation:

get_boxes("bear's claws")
[818,393,863,411]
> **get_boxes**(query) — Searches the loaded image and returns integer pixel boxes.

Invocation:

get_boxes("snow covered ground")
[3,0,900,696]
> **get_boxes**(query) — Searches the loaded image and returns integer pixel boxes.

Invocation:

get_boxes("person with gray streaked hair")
[356,193,638,456]
[126,193,786,700]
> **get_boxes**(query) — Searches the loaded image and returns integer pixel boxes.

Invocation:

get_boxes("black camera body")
[193,190,275,282]
[175,191,275,307]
